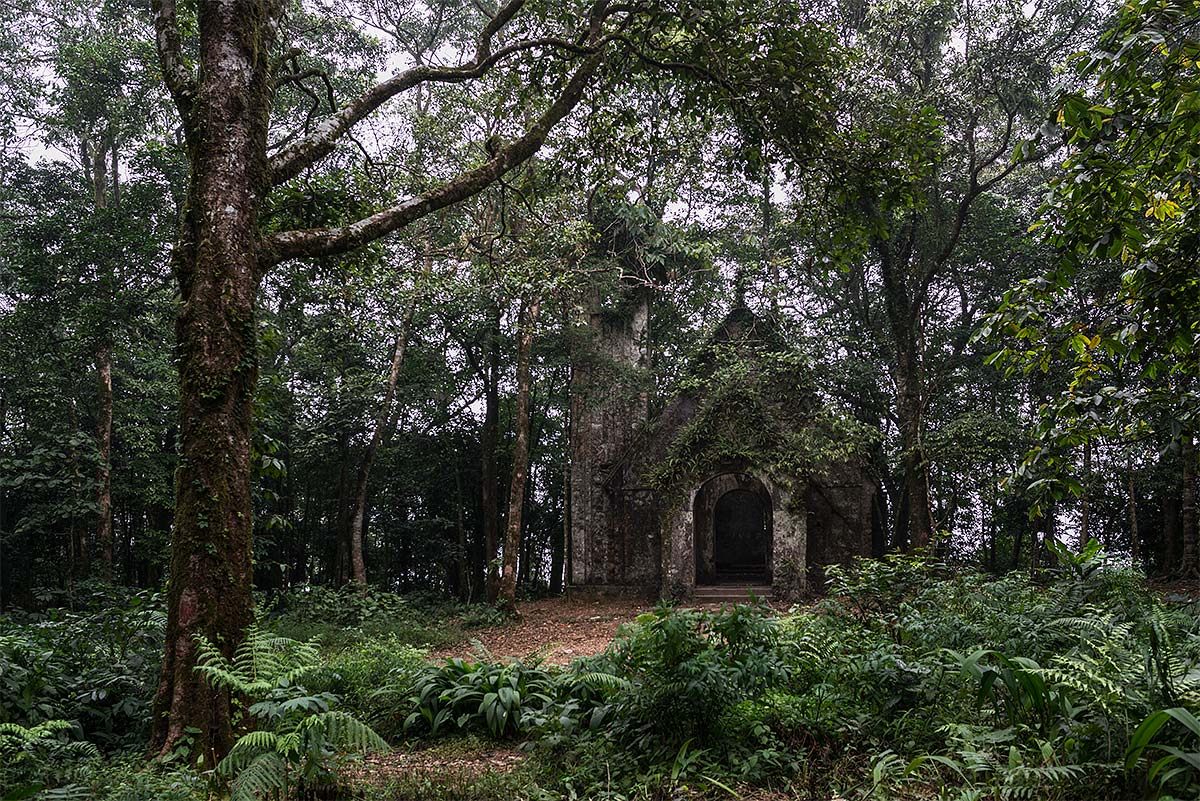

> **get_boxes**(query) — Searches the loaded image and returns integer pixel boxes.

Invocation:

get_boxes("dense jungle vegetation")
[1,0,1199,798]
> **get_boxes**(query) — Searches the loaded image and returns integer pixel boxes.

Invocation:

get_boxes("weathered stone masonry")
[570,293,880,601]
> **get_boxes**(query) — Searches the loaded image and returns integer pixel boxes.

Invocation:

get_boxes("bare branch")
[267,34,600,187]
[264,51,604,265]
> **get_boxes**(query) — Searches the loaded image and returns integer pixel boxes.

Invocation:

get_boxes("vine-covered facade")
[570,295,883,601]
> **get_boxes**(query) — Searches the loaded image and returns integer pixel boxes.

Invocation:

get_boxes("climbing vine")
[645,339,878,498]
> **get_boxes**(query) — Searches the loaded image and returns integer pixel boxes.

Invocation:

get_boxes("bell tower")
[568,282,654,594]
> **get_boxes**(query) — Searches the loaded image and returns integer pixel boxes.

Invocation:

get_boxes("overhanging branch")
[264,51,604,265]
[267,0,614,188]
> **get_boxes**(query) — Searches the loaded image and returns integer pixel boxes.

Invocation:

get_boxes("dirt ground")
[431,597,653,665]
[430,595,797,665]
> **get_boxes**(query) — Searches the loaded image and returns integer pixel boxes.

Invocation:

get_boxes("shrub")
[315,635,427,732]
[598,602,787,756]
[405,652,559,739]
[0,719,100,795]
[0,586,164,750]
[270,586,503,649]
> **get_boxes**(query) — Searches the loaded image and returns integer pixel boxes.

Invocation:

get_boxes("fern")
[202,625,388,801]
[575,671,632,692]
[195,624,321,698]
[0,719,100,760]
[227,751,288,801]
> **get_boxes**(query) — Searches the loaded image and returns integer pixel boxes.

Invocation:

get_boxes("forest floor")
[430,595,799,665]
[430,597,652,664]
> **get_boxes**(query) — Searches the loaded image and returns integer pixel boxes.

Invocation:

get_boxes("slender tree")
[498,296,541,608]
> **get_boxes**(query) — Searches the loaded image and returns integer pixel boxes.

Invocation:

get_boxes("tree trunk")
[94,339,114,573]
[1078,440,1091,550]
[551,435,567,595]
[498,298,540,609]
[454,456,470,600]
[67,400,86,578]
[347,303,415,587]
[333,433,352,585]
[761,158,777,317]
[85,133,116,577]
[481,303,502,602]
[1182,435,1198,578]
[895,342,934,550]
[149,0,277,763]
[876,234,934,552]
[1128,462,1140,569]
[145,0,609,762]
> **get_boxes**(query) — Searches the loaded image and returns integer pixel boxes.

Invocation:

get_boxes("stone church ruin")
[569,287,882,602]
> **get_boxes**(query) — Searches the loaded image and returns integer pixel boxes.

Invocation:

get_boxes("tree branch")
[150,0,195,126]
[264,51,604,265]
[268,35,602,187]
[266,0,617,188]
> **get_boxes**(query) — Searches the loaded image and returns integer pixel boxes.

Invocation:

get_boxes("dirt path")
[431,597,652,665]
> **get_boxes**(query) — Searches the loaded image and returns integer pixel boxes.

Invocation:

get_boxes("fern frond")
[467,638,496,662]
[307,711,388,754]
[195,624,321,698]
[576,672,632,692]
[228,751,289,801]
[219,731,280,775]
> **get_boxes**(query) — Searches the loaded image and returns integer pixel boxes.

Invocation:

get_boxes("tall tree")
[498,296,540,608]
[989,0,1200,574]
[794,0,1095,550]
[144,0,648,759]
[347,300,416,586]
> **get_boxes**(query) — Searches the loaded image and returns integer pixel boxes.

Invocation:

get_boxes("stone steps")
[691,584,774,604]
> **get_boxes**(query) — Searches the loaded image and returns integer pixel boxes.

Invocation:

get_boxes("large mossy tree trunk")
[147,0,609,762]
[893,340,934,551]
[877,238,935,552]
[149,0,277,763]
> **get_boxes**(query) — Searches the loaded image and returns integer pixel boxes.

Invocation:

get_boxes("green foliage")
[270,586,504,649]
[646,339,878,494]
[513,555,1200,799]
[985,0,1200,501]
[0,719,99,794]
[313,635,428,725]
[0,585,164,749]
[1127,707,1200,796]
[602,603,786,754]
[196,625,388,800]
[0,749,205,801]
[404,651,559,739]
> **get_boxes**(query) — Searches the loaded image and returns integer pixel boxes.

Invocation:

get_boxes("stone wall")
[805,463,877,587]
[568,288,658,595]
[660,470,808,601]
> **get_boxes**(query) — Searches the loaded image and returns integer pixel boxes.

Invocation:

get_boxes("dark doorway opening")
[713,488,769,583]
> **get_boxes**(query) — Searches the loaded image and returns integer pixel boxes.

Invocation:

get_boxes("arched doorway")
[714,489,769,580]
[693,473,773,585]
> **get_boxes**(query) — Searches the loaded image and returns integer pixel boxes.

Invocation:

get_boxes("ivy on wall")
[643,339,879,499]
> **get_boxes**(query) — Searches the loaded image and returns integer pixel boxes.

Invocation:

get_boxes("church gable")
[570,301,879,601]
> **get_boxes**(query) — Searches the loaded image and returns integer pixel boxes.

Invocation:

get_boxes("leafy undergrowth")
[380,543,1200,801]
[268,585,513,650]
[3,546,1199,800]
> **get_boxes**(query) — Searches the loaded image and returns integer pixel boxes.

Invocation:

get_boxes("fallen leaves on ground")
[432,597,652,664]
